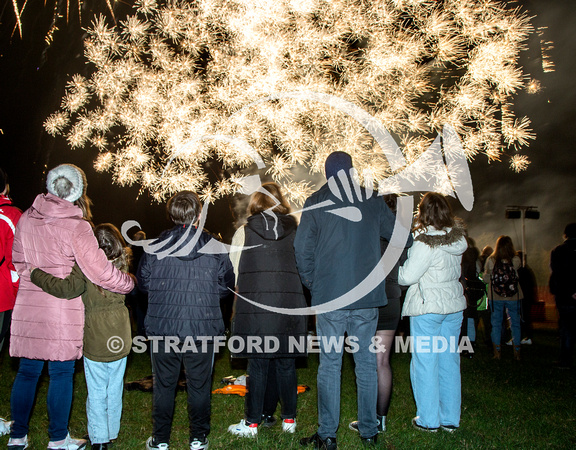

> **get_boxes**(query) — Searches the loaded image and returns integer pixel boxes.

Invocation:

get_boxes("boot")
[513,346,521,361]
[492,344,501,360]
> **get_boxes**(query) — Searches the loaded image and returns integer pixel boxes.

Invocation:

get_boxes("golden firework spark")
[45,0,546,202]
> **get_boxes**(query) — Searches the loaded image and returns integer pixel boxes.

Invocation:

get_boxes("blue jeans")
[410,312,463,429]
[10,358,76,441]
[491,300,521,348]
[84,356,127,444]
[316,308,378,439]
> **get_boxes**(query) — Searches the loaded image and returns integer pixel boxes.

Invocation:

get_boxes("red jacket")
[11,193,134,361]
[0,194,22,312]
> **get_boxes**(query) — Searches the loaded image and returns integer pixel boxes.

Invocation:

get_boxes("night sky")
[1,0,575,285]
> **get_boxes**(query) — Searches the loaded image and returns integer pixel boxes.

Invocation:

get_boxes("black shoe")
[300,432,337,450]
[91,444,109,450]
[261,414,277,427]
[361,434,378,446]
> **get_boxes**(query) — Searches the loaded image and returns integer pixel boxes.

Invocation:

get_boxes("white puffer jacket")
[399,223,467,317]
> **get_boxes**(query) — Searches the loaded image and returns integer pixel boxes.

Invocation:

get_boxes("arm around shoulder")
[30,264,87,299]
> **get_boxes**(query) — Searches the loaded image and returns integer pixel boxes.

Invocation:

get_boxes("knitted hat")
[46,164,86,203]
[325,151,353,179]
[0,167,6,193]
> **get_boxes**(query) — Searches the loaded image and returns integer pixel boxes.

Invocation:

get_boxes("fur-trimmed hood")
[414,221,467,251]
[398,221,468,317]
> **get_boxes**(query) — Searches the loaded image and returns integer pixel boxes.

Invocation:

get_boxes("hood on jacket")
[29,193,84,220]
[246,213,297,241]
[414,221,467,255]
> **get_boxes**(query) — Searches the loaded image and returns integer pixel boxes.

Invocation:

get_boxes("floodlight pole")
[521,213,526,267]
[506,205,540,267]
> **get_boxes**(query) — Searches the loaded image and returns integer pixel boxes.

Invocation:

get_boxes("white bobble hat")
[46,164,86,203]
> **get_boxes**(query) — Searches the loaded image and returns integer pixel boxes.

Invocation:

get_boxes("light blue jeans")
[410,312,463,429]
[490,300,521,349]
[84,356,127,444]
[316,308,379,439]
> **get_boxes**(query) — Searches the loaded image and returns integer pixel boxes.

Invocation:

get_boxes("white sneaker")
[0,418,13,437]
[47,433,87,450]
[521,338,532,345]
[146,437,169,450]
[282,419,296,433]
[190,438,208,450]
[228,419,258,437]
[7,435,28,450]
[505,339,513,346]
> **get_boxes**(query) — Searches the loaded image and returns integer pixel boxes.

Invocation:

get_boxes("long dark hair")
[491,235,517,263]
[94,223,131,272]
[414,192,456,232]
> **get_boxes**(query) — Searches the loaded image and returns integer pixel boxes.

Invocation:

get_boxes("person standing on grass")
[517,251,536,345]
[0,167,22,437]
[399,192,467,433]
[348,194,408,436]
[30,223,133,450]
[549,223,576,369]
[9,164,134,450]
[295,152,407,449]
[227,182,308,438]
[137,191,234,450]
[483,236,524,361]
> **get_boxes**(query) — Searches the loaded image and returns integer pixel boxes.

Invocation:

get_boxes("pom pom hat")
[324,151,353,180]
[46,164,86,203]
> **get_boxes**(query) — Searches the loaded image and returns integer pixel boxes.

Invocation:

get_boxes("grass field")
[1,327,575,449]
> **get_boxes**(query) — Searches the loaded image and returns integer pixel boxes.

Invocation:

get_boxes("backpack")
[490,260,519,298]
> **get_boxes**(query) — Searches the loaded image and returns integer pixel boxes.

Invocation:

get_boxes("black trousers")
[245,357,297,424]
[151,340,214,444]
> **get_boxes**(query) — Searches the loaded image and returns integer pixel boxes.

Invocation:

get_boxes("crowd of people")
[0,158,574,450]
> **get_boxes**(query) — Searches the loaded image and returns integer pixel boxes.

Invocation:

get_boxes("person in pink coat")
[8,164,134,450]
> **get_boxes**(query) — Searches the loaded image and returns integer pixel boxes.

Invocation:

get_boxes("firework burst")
[45,0,543,203]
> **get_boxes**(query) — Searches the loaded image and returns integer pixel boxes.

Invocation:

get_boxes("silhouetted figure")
[549,223,576,368]
[460,237,482,356]
[517,251,536,345]
[128,230,148,337]
[477,246,493,349]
